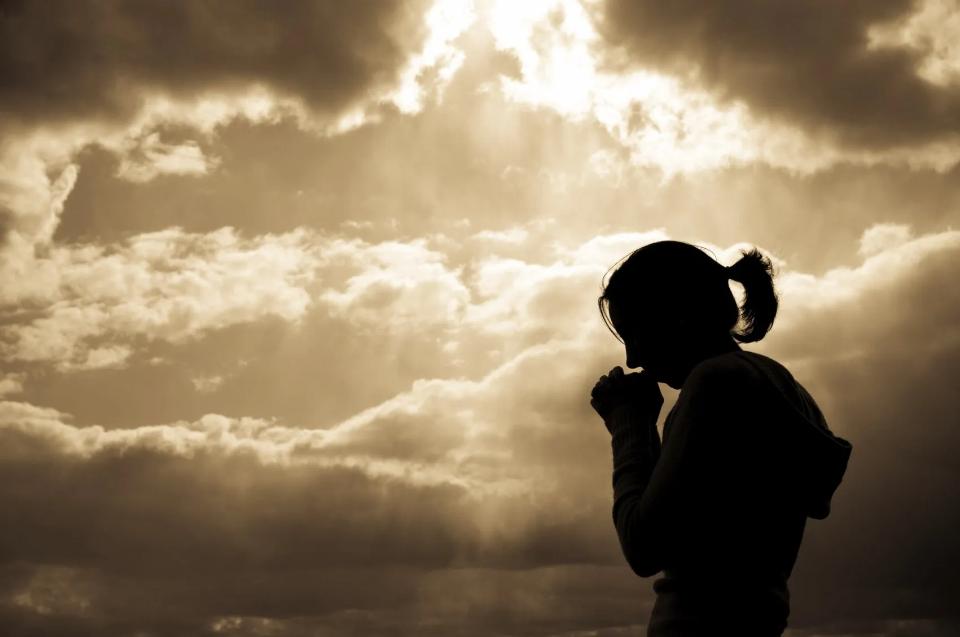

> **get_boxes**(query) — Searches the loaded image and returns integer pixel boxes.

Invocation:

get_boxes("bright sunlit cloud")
[868,0,960,87]
[484,0,960,177]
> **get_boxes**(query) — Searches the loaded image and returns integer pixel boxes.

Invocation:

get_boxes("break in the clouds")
[0,0,472,264]
[483,0,960,176]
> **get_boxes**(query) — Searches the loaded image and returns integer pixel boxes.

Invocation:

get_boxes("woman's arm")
[609,363,725,577]
[609,401,666,576]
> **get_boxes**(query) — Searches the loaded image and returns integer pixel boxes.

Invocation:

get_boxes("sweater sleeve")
[610,365,723,578]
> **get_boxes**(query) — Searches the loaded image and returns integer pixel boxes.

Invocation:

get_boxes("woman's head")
[597,240,779,386]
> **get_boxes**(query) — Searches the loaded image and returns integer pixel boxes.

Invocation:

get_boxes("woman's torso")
[647,350,813,636]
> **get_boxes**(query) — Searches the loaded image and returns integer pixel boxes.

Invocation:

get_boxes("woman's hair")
[597,240,779,344]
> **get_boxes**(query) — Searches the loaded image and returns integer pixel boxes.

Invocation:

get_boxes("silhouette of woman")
[590,240,852,636]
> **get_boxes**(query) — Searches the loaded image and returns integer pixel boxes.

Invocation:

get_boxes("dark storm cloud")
[0,342,622,635]
[0,0,432,125]
[0,562,428,637]
[0,562,649,637]
[597,0,960,149]
[785,344,960,634]
[0,454,440,573]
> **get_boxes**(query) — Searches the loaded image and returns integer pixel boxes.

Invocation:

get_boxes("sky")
[1,0,959,635]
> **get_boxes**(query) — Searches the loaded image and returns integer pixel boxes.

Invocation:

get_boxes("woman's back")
[635,350,852,636]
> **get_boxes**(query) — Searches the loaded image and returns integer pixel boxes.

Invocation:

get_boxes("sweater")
[608,349,853,637]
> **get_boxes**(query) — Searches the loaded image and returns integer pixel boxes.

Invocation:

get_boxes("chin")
[656,368,683,390]
[644,369,670,388]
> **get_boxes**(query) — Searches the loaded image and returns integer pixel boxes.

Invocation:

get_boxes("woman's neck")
[670,333,742,389]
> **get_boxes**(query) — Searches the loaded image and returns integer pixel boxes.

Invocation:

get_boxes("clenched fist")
[590,366,663,425]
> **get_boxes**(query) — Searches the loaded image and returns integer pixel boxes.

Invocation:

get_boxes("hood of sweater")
[730,350,854,520]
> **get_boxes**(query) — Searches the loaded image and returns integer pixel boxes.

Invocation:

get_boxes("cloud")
[488,0,782,176]
[0,0,434,127]
[0,329,626,633]
[483,0,960,177]
[470,226,531,245]
[597,0,960,151]
[1,226,320,371]
[316,236,471,334]
[0,0,474,307]
[0,0,478,406]
[190,374,226,394]
[868,0,960,88]
[114,133,220,183]
[0,95,287,313]
[767,225,960,362]
[3,221,626,377]
[0,373,25,398]
[857,222,915,257]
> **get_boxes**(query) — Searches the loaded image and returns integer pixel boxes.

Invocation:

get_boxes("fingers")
[595,367,622,387]
[592,366,630,404]
[590,396,610,423]
[591,365,662,423]
[594,366,625,393]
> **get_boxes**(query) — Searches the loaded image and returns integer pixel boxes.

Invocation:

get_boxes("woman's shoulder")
[667,351,770,443]
[685,349,773,389]
[687,349,818,422]
[671,352,765,422]
[683,350,802,413]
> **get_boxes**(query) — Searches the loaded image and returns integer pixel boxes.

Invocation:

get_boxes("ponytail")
[726,247,779,343]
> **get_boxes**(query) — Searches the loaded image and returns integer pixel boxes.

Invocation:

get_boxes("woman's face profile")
[607,291,739,390]
[608,298,670,373]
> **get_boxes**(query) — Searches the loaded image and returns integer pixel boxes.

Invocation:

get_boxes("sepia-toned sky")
[2,1,959,635]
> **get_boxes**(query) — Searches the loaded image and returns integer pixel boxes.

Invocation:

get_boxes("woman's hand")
[590,366,663,427]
